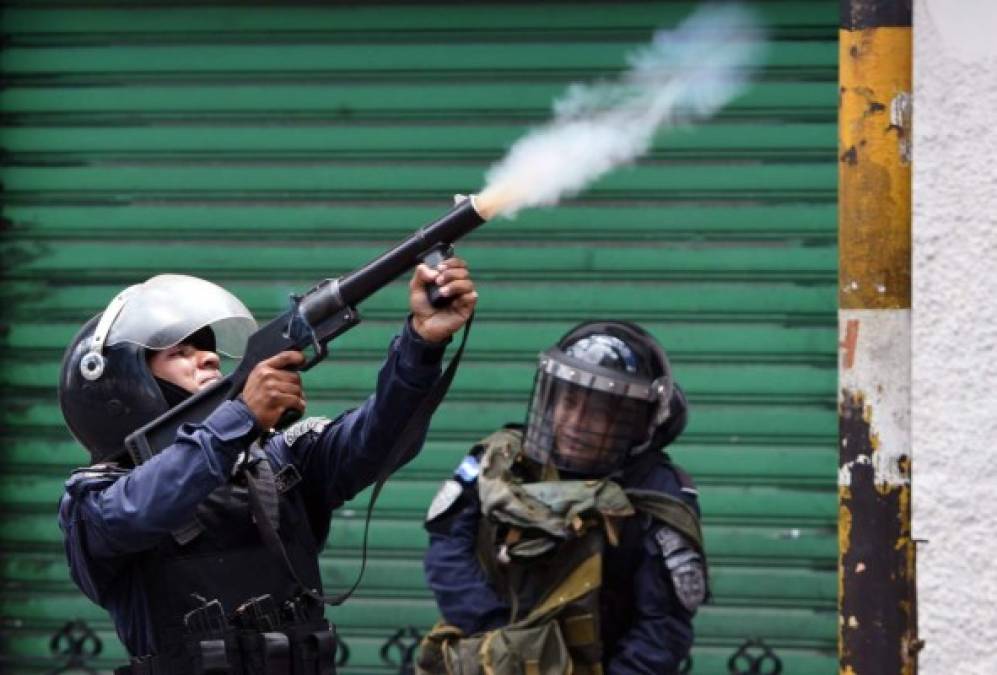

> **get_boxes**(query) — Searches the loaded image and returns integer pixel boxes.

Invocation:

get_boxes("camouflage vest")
[416,429,704,675]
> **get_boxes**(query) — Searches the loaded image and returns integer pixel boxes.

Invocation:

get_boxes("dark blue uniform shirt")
[59,321,445,657]
[424,450,701,675]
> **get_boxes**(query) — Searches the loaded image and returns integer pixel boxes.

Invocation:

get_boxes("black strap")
[247,444,280,530]
[245,314,475,607]
[245,466,317,601]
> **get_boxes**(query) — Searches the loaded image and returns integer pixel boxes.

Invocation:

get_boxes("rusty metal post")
[838,2,918,675]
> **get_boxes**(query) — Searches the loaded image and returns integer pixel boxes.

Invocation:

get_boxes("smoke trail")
[476,4,766,219]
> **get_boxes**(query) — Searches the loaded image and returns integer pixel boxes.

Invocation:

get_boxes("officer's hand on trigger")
[240,350,307,430]
[410,257,478,343]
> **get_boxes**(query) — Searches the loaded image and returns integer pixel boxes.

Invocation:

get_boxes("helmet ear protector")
[59,313,169,464]
[78,289,131,382]
[553,320,677,456]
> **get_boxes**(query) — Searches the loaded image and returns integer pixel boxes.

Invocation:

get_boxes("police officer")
[57,261,477,673]
[420,321,707,675]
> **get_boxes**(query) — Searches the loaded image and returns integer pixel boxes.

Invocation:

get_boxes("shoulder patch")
[655,527,707,613]
[426,479,464,524]
[282,416,332,447]
[274,463,303,494]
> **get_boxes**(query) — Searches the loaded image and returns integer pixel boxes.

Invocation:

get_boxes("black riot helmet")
[523,321,688,476]
[58,274,257,464]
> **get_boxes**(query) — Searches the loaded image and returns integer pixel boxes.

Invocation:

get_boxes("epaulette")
[65,463,128,495]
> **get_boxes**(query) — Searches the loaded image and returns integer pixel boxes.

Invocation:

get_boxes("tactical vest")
[417,429,705,675]
[99,457,338,675]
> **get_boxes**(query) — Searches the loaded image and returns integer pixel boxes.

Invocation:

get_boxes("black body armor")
[120,477,337,675]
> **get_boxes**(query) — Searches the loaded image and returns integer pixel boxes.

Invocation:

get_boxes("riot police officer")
[58,262,477,674]
[420,321,707,675]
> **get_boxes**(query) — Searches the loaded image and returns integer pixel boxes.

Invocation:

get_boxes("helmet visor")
[523,370,652,475]
[105,274,257,357]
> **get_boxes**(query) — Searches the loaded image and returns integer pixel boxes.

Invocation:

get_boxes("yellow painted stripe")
[838,27,912,310]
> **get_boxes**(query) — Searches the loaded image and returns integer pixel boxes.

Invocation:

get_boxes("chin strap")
[154,377,193,409]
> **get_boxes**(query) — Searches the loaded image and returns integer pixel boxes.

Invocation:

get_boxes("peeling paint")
[839,301,914,675]
[839,309,911,488]
[840,318,860,369]
[839,386,916,675]
[889,92,913,165]
[838,452,872,487]
[839,502,852,557]
[874,443,909,491]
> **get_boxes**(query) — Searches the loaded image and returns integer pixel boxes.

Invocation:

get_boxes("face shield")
[523,349,658,476]
[104,274,257,357]
[78,274,257,383]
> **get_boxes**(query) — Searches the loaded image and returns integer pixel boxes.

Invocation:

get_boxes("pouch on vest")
[283,620,337,675]
[190,637,241,674]
[432,621,572,675]
[182,596,244,674]
[238,631,290,675]
[479,621,572,675]
[442,633,485,675]
[415,622,463,675]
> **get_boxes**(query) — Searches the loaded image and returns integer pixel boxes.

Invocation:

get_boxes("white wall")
[913,2,997,673]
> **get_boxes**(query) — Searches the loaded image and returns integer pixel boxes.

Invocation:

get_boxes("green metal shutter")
[0,3,838,673]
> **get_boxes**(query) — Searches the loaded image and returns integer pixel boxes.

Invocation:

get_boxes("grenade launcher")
[124,196,487,465]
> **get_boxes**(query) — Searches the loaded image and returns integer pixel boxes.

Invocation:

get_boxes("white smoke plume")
[476,4,767,219]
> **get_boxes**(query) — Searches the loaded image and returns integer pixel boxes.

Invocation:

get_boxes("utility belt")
[117,594,337,675]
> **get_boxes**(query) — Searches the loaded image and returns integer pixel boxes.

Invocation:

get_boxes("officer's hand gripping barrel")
[124,196,488,465]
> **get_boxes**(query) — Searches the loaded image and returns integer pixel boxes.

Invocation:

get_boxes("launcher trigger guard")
[299,339,327,371]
